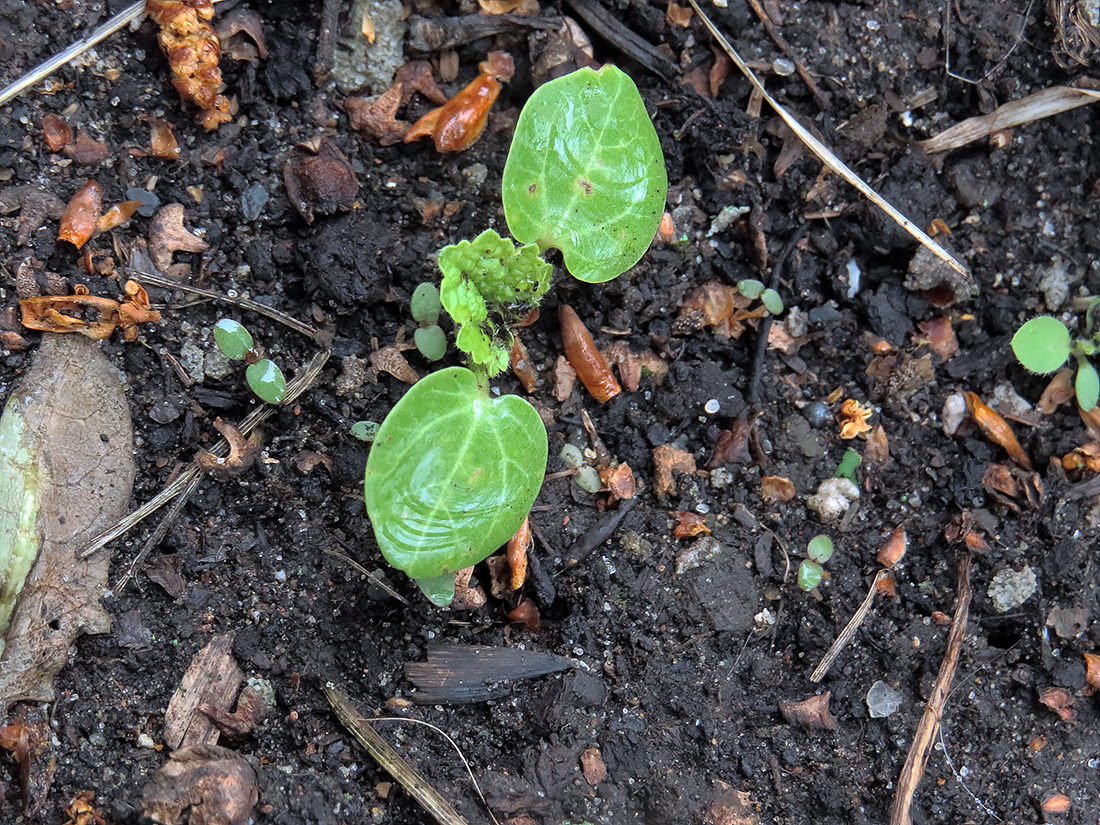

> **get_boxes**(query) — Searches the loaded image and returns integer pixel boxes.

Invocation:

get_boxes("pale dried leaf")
[0,335,135,710]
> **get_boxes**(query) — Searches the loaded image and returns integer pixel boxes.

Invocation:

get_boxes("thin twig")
[0,1,145,106]
[748,225,807,407]
[888,553,973,825]
[809,569,888,682]
[324,683,472,825]
[323,547,411,605]
[684,0,970,280]
[78,349,330,559]
[743,0,829,108]
[125,267,324,341]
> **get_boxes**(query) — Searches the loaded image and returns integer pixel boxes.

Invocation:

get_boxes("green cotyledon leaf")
[502,65,667,284]
[363,367,547,605]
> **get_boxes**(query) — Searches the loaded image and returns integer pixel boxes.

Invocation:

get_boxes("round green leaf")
[411,283,442,325]
[364,367,548,605]
[807,535,833,564]
[502,65,667,284]
[1011,316,1071,374]
[761,288,784,315]
[350,420,380,442]
[797,560,823,591]
[738,279,764,300]
[414,324,447,361]
[213,319,254,361]
[1077,359,1100,412]
[245,359,287,404]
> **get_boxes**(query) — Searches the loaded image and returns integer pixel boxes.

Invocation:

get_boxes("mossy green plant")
[364,65,667,604]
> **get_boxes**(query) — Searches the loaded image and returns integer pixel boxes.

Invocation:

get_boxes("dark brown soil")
[2,1,1100,824]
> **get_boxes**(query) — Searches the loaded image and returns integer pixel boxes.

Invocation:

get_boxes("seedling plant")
[213,318,287,404]
[364,66,667,604]
[798,534,834,591]
[1012,306,1100,411]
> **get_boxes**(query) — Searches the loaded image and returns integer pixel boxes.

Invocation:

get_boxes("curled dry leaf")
[142,744,259,825]
[451,566,487,610]
[149,203,210,271]
[63,791,107,825]
[707,421,751,468]
[760,475,795,503]
[506,516,531,590]
[0,704,55,816]
[666,1,693,26]
[560,305,620,402]
[215,7,268,61]
[863,424,889,470]
[135,114,181,161]
[672,510,710,538]
[914,315,958,360]
[96,200,142,233]
[965,392,1032,470]
[1080,404,1100,442]
[580,747,607,785]
[194,418,262,480]
[837,398,873,439]
[41,113,72,152]
[1084,652,1100,689]
[0,335,135,709]
[116,280,162,340]
[507,597,541,632]
[600,463,636,503]
[653,444,696,497]
[20,285,121,339]
[393,61,448,105]
[147,0,233,129]
[58,180,103,249]
[1039,368,1075,415]
[345,84,409,146]
[64,130,110,165]
[406,52,515,152]
[982,463,1019,498]
[283,140,360,224]
[676,281,763,338]
[601,341,667,391]
[510,336,537,393]
[1039,686,1075,721]
[554,355,577,402]
[778,692,837,731]
[876,525,907,568]
[368,345,419,384]
[0,185,66,246]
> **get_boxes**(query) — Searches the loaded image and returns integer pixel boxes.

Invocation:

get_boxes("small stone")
[240,183,269,221]
[126,187,160,217]
[988,566,1037,612]
[866,680,902,718]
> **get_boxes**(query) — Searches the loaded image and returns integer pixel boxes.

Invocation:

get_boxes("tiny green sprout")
[1011,313,1100,411]
[807,534,833,564]
[245,359,287,404]
[213,319,254,361]
[350,420,380,442]
[798,560,824,591]
[737,279,784,315]
[410,283,442,325]
[414,325,447,362]
[834,448,862,481]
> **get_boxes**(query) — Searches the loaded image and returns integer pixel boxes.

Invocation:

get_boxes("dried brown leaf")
[0,335,135,709]
[63,130,110,165]
[914,315,958,360]
[346,85,410,147]
[653,444,696,497]
[760,475,795,503]
[707,421,751,468]
[778,692,837,731]
[863,424,889,469]
[58,180,103,249]
[672,510,710,538]
[1039,368,1075,414]
[1039,686,1075,721]
[966,392,1032,469]
[1084,652,1100,689]
[149,204,209,271]
[370,346,419,384]
[41,114,72,152]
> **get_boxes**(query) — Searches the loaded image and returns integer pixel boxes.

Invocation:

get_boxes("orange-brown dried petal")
[965,392,1032,469]
[58,180,103,249]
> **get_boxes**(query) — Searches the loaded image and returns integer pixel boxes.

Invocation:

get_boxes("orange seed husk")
[1085,652,1100,689]
[506,516,531,590]
[1041,793,1071,813]
[876,525,907,568]
[58,180,103,249]
[965,392,1032,470]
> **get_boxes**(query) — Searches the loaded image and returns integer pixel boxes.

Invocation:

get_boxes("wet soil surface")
[2,0,1100,823]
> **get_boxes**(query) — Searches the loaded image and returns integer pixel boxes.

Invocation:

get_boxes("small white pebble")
[866,18,881,30]
[704,398,720,414]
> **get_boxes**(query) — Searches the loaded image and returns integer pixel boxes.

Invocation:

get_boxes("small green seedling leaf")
[502,65,667,284]
[737,279,765,300]
[246,359,287,404]
[414,325,447,361]
[350,421,380,442]
[1077,359,1100,411]
[213,319,254,361]
[761,288,784,315]
[797,559,823,591]
[1011,316,1071,374]
[411,283,442,325]
[807,535,833,564]
[438,229,550,375]
[834,448,861,481]
[364,367,548,605]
